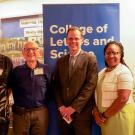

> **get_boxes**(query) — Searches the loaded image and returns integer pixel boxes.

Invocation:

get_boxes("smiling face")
[66,29,83,55]
[104,44,121,68]
[22,41,39,63]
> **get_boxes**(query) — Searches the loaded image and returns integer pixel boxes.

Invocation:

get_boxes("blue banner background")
[43,4,119,135]
[43,4,119,72]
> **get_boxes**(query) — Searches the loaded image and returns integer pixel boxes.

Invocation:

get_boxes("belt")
[12,105,46,115]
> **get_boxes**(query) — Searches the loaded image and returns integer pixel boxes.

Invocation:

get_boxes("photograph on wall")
[0,15,44,67]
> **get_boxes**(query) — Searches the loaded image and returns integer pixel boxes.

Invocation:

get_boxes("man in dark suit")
[54,26,98,135]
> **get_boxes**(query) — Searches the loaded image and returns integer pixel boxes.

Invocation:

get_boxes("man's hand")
[59,106,66,117]
[65,106,76,116]
[59,106,76,123]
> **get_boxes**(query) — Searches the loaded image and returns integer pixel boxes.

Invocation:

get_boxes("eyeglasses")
[105,51,120,56]
[23,48,39,52]
[67,37,82,42]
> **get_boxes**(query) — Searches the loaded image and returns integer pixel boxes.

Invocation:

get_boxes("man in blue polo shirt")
[8,41,50,135]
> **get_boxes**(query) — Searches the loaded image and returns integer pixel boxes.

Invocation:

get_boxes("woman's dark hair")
[104,41,128,67]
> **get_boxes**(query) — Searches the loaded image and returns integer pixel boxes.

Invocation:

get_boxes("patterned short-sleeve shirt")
[0,54,12,118]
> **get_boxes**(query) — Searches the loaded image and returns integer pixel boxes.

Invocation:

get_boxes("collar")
[24,61,42,69]
[70,49,81,58]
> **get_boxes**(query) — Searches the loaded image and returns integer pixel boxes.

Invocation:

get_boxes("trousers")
[57,111,92,135]
[13,106,49,135]
[0,120,9,135]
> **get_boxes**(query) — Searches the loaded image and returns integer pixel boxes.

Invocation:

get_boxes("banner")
[43,3,119,135]
[43,4,119,72]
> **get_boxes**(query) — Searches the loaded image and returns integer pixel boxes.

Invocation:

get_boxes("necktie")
[69,56,74,78]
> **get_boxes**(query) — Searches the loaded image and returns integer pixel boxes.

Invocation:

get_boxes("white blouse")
[96,63,134,108]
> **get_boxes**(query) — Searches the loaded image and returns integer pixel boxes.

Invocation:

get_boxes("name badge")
[34,68,44,75]
[0,69,3,76]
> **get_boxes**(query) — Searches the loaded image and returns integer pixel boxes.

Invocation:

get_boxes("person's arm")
[54,59,63,108]
[92,106,106,126]
[7,88,14,106]
[4,56,13,87]
[71,54,98,113]
[44,64,53,102]
[101,89,131,118]
[102,69,134,119]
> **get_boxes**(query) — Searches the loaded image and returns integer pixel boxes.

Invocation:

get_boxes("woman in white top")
[93,41,135,135]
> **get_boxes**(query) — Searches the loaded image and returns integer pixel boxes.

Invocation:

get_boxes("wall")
[120,0,135,78]
[0,0,135,79]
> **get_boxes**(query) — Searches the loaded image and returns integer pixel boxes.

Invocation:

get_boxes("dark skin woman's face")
[104,44,121,68]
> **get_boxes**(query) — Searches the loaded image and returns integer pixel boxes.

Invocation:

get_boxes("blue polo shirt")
[9,61,50,108]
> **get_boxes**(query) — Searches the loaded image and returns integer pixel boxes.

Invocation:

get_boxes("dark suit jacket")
[55,50,98,120]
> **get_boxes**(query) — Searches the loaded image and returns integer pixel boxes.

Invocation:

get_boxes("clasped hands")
[59,106,75,123]
[93,109,107,126]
